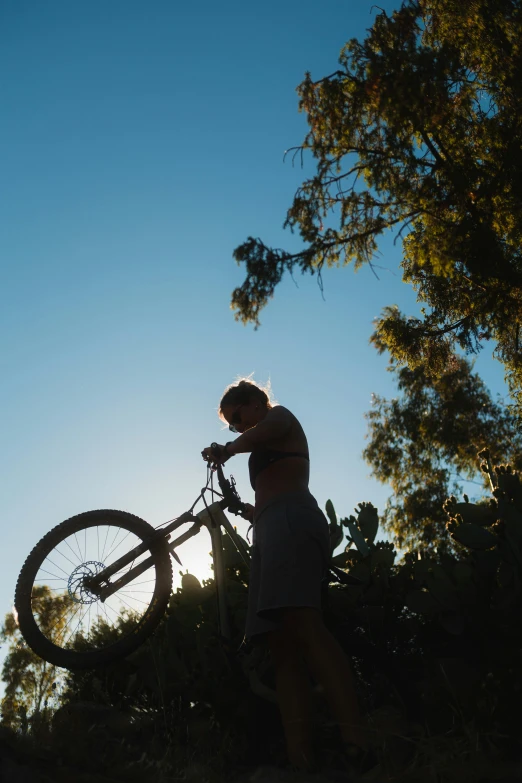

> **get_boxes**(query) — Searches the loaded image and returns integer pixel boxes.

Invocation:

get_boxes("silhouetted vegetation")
[2,449,522,781]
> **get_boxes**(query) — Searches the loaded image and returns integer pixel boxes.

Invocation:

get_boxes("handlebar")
[208,442,249,519]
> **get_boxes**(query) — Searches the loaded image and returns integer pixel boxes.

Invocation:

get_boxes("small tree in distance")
[0,586,71,732]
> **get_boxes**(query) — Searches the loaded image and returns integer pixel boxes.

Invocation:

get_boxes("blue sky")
[0,0,509,678]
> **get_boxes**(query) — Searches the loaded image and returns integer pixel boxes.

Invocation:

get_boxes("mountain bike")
[14,445,359,699]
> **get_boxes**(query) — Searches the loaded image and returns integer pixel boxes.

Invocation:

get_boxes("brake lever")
[209,442,246,516]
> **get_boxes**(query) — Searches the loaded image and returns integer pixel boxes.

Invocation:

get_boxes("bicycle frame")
[83,454,360,684]
[85,461,252,646]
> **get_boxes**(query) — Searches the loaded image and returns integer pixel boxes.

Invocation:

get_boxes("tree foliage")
[363,343,522,553]
[0,586,72,731]
[231,0,522,416]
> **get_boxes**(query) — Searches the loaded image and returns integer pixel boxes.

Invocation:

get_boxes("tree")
[231,0,522,418]
[0,586,72,731]
[363,344,522,553]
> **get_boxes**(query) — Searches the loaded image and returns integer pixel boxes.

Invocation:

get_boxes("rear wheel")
[15,510,173,669]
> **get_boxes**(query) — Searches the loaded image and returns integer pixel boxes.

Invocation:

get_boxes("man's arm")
[228,406,292,455]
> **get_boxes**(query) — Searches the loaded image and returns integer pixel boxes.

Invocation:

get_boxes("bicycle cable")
[152,461,224,533]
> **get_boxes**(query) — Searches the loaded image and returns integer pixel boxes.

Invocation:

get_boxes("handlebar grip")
[207,442,219,458]
[209,443,227,470]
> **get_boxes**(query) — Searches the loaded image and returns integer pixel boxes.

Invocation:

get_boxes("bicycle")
[14,445,360,701]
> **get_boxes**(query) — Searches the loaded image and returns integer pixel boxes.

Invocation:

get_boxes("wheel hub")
[68,561,106,604]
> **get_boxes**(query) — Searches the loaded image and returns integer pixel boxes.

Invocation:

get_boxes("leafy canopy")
[363,342,522,554]
[231,0,522,416]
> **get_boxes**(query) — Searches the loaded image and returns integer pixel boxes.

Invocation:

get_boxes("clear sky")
[0,0,509,678]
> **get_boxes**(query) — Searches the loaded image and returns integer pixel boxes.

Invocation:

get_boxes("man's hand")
[201,443,231,465]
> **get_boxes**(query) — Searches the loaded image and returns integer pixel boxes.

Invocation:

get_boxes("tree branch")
[310,70,345,87]
[416,315,473,337]
[420,130,445,166]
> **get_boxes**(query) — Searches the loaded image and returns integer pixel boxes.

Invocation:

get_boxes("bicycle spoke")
[54,547,80,570]
[104,529,133,564]
[107,525,126,558]
[118,589,157,595]
[115,593,144,614]
[116,594,150,605]
[101,526,110,562]
[64,537,82,564]
[36,568,67,581]
[65,604,91,647]
[35,588,69,597]
[102,600,121,619]
[104,603,132,625]
[50,603,82,641]
[45,557,73,579]
[72,532,83,562]
[107,525,119,553]
[27,518,163,656]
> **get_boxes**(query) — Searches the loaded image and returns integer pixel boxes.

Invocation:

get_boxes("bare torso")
[253,405,310,511]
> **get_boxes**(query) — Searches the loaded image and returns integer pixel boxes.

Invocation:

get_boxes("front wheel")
[15,510,173,669]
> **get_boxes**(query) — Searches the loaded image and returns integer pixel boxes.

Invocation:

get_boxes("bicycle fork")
[196,502,251,642]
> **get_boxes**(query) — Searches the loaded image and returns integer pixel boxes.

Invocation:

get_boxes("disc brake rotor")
[68,561,106,604]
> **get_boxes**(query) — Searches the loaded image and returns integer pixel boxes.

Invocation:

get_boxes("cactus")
[446,457,522,560]
[325,499,337,527]
[402,453,522,641]
[370,541,396,570]
[177,573,214,607]
[341,502,380,557]
[447,522,499,550]
[357,502,379,545]
[495,464,522,512]
[443,496,497,527]
[325,502,397,603]
[325,499,344,556]
[331,548,361,569]
[478,447,497,492]
[344,515,370,557]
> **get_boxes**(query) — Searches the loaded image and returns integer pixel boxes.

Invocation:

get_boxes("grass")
[1,698,520,783]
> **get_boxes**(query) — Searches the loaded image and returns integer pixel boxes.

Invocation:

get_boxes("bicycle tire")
[15,509,173,670]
